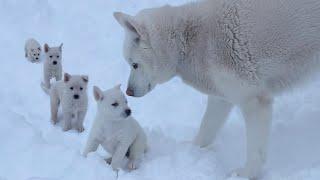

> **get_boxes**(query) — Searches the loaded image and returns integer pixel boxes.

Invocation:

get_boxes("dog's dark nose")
[74,94,79,99]
[53,61,57,65]
[125,109,131,116]
[126,88,134,96]
[36,57,39,60]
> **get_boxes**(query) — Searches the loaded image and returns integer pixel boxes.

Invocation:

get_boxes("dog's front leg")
[233,96,273,179]
[194,96,233,147]
[76,111,86,133]
[111,141,131,171]
[62,112,72,131]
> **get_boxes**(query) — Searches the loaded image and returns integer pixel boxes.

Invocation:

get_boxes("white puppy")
[41,43,63,91]
[50,73,88,132]
[24,38,41,63]
[83,85,147,171]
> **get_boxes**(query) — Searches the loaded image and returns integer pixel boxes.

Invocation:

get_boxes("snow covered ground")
[1,0,320,179]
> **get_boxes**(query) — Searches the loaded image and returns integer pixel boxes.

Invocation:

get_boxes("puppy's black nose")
[74,94,79,99]
[125,109,131,116]
[126,88,134,96]
[53,61,57,65]
[36,57,39,60]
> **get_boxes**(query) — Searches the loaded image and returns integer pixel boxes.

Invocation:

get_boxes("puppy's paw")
[230,167,259,180]
[127,161,138,171]
[51,118,58,125]
[62,126,72,132]
[105,157,112,165]
[77,126,85,133]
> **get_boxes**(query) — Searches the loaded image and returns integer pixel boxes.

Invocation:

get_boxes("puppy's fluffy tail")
[41,82,50,95]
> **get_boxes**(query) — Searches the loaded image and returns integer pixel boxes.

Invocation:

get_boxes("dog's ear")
[93,86,104,101]
[44,44,49,53]
[113,12,148,41]
[59,43,63,51]
[115,84,121,90]
[64,73,71,82]
[82,75,89,83]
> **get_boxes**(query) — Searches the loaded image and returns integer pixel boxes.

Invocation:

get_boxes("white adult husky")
[114,0,320,178]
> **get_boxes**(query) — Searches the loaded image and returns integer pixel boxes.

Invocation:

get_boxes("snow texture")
[1,0,320,179]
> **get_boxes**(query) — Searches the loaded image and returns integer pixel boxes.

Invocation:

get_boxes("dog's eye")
[34,54,36,56]
[57,56,60,58]
[70,87,74,90]
[111,102,119,107]
[80,87,83,91]
[132,63,138,69]
[49,55,53,58]
[38,54,40,56]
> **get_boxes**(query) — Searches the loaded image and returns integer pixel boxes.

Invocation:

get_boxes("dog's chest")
[99,122,127,154]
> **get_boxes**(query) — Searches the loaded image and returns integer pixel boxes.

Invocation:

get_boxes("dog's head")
[63,73,89,100]
[44,43,63,66]
[30,47,41,61]
[93,85,132,120]
[114,11,177,97]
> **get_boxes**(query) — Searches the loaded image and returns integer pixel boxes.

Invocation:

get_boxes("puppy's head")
[93,85,132,120]
[63,73,89,100]
[44,43,63,66]
[30,47,41,61]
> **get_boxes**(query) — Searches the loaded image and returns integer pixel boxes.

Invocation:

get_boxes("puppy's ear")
[44,44,49,53]
[59,43,63,51]
[82,75,89,83]
[115,84,121,90]
[93,86,104,101]
[113,12,148,40]
[64,73,71,82]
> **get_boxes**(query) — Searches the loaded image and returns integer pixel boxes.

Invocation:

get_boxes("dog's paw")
[51,118,58,125]
[62,126,72,132]
[105,157,112,165]
[127,161,138,171]
[229,167,259,180]
[77,126,85,133]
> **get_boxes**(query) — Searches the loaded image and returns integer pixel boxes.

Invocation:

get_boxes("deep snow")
[1,0,320,179]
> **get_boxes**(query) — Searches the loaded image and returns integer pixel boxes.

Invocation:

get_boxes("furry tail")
[41,82,51,95]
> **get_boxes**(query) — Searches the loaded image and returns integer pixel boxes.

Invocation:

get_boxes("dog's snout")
[126,88,134,96]
[125,109,131,116]
[53,61,57,65]
[36,57,39,60]
[73,94,79,99]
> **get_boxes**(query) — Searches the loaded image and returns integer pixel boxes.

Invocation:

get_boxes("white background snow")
[1,0,320,179]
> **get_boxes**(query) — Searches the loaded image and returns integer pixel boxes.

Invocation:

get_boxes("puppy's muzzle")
[53,61,57,65]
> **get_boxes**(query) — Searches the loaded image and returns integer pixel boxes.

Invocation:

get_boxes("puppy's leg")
[50,90,59,124]
[43,74,51,89]
[127,137,146,170]
[56,70,62,81]
[111,141,131,171]
[233,96,273,179]
[194,96,233,147]
[83,136,100,157]
[76,111,86,133]
[62,112,72,131]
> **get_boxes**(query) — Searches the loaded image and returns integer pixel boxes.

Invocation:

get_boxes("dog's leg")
[233,96,273,179]
[76,111,86,133]
[44,74,51,89]
[127,137,146,170]
[62,112,72,131]
[83,134,100,157]
[194,96,233,147]
[111,141,131,171]
[50,91,59,124]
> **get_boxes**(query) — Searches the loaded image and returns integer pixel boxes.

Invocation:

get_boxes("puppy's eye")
[49,55,53,58]
[80,87,83,91]
[70,87,74,90]
[34,54,36,56]
[132,63,138,69]
[111,102,119,107]
[37,54,40,56]
[57,56,60,58]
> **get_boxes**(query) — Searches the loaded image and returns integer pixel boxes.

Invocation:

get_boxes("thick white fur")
[50,73,88,132]
[83,85,147,171]
[24,38,41,63]
[114,0,320,178]
[41,43,63,91]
